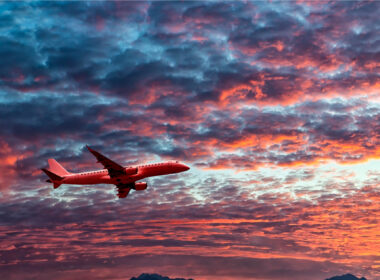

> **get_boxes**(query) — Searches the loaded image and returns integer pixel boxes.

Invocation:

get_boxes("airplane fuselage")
[63,161,188,186]
[42,146,190,198]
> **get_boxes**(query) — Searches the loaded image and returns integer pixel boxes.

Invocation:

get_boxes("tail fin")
[48,159,70,176]
[41,168,63,189]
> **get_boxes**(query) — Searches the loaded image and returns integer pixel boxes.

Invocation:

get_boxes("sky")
[0,1,379,280]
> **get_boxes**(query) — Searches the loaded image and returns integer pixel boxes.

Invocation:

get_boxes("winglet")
[86,145,98,156]
[86,145,101,163]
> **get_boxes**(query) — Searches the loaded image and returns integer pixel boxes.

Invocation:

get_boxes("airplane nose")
[181,164,190,171]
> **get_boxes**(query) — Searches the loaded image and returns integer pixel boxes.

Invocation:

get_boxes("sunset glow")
[0,1,379,280]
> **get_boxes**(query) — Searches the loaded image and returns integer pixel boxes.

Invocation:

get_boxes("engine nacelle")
[134,182,147,191]
[124,167,138,175]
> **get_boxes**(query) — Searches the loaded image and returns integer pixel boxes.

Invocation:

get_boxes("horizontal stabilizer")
[41,168,63,181]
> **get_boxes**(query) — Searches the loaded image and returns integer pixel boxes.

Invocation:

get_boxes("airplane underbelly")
[111,172,146,184]
[64,175,112,185]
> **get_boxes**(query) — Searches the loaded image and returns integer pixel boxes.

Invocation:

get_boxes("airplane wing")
[86,145,126,178]
[116,183,132,198]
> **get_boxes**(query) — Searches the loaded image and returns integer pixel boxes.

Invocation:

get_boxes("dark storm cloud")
[228,6,299,52]
[1,0,378,111]
[0,2,150,94]
[103,61,172,96]
[1,0,378,101]
[0,94,103,141]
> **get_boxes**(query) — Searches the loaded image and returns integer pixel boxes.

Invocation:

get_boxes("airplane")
[41,145,190,198]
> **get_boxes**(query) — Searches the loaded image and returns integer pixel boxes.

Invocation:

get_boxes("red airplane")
[42,146,190,198]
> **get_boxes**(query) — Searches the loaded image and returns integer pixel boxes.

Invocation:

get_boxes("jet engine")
[124,167,138,175]
[134,182,147,191]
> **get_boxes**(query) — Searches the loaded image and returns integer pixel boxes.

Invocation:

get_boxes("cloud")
[0,182,378,279]
[0,1,379,280]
